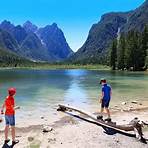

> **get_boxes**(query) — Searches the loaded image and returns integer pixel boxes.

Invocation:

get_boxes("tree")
[140,25,148,69]
[117,33,126,70]
[125,30,140,70]
[110,39,117,70]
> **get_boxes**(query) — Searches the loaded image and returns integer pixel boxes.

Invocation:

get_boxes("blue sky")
[0,0,145,51]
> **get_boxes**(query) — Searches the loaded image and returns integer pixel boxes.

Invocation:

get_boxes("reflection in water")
[0,69,147,117]
[64,80,88,107]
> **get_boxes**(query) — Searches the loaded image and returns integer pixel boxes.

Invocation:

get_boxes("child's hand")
[1,110,4,114]
[0,118,3,123]
[99,98,102,104]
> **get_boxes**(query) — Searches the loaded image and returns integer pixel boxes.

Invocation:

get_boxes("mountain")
[0,47,31,67]
[12,25,27,44]
[121,0,148,32]
[19,33,54,61]
[0,29,18,52]
[37,23,73,60]
[0,20,15,33]
[71,0,148,64]
[23,21,38,33]
[0,20,73,62]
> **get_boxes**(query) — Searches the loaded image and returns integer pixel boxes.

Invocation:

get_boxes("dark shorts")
[101,99,110,108]
[5,115,15,126]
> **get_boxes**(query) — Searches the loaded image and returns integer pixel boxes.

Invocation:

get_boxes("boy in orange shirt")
[1,88,19,145]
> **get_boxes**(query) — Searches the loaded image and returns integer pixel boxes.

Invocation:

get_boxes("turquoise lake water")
[0,69,147,126]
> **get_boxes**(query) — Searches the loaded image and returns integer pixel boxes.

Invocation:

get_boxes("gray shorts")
[5,115,15,126]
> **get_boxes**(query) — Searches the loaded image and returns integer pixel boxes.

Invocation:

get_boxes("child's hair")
[8,88,16,96]
[100,78,107,84]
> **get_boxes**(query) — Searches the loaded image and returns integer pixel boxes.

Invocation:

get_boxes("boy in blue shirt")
[97,78,112,121]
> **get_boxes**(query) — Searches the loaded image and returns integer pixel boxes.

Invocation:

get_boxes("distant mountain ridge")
[71,0,148,64]
[23,21,38,33]
[0,20,73,62]
[37,23,73,60]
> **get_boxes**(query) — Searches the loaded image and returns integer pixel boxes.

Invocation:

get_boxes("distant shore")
[0,64,148,72]
[0,64,110,70]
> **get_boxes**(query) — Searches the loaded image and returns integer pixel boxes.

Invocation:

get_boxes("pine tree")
[140,25,148,69]
[117,33,126,70]
[125,30,140,70]
[125,31,134,70]
[110,39,117,70]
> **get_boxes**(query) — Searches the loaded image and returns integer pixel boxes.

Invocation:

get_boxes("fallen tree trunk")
[57,104,146,142]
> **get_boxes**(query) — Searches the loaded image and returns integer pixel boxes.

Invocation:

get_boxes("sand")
[0,102,148,148]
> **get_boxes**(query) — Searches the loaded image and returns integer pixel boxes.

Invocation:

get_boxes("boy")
[1,88,19,145]
[97,78,112,122]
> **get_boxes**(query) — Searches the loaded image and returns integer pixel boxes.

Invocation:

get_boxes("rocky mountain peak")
[23,21,38,33]
[0,20,15,32]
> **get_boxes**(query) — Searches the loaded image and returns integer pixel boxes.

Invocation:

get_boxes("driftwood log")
[57,104,147,143]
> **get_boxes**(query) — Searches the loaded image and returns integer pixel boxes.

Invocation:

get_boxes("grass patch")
[0,63,110,70]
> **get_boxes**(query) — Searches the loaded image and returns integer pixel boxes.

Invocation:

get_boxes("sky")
[0,0,145,52]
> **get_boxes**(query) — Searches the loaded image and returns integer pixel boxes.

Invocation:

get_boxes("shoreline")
[1,100,148,130]
[0,104,148,147]
[0,64,110,70]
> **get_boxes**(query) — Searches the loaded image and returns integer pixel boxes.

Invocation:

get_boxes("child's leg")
[5,125,9,140]
[100,107,104,115]
[105,108,111,118]
[100,100,105,116]
[11,126,15,141]
[11,126,19,145]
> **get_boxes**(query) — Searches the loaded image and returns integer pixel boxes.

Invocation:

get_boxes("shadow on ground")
[64,112,148,144]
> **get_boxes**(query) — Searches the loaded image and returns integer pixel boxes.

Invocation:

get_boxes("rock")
[41,116,44,119]
[16,135,22,138]
[128,107,133,111]
[121,109,124,112]
[128,108,131,111]
[28,136,34,142]
[48,138,56,143]
[139,103,142,105]
[131,101,138,104]
[121,102,126,105]
[82,101,87,104]
[42,125,53,133]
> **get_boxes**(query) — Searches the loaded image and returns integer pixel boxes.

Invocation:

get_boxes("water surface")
[0,69,147,126]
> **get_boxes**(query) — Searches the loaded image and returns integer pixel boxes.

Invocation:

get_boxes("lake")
[0,69,148,126]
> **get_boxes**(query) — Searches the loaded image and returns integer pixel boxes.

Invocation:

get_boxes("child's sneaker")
[104,118,111,122]
[4,139,10,144]
[12,140,19,145]
[97,115,103,120]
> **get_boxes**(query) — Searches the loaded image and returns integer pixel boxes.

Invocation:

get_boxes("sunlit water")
[0,69,148,127]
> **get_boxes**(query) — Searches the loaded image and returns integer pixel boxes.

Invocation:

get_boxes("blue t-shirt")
[102,84,111,101]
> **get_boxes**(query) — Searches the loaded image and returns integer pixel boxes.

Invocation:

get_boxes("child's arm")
[14,106,20,110]
[99,91,104,103]
[13,99,20,110]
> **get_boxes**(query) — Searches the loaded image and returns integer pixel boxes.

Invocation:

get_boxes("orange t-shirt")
[5,96,15,115]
